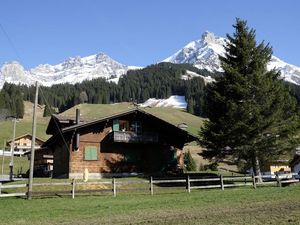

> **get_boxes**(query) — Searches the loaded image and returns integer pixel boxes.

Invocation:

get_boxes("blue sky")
[0,0,299,69]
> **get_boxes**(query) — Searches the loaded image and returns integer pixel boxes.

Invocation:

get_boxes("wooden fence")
[0,183,27,198]
[0,173,298,198]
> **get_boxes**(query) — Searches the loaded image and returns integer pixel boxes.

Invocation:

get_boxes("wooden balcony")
[111,131,159,144]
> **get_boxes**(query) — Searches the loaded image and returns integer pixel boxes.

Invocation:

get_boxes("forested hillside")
[0,83,24,119]
[1,62,300,120]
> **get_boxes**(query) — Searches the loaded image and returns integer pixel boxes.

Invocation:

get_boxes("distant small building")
[261,160,291,175]
[6,134,45,156]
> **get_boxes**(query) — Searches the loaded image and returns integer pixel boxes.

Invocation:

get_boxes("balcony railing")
[112,131,159,143]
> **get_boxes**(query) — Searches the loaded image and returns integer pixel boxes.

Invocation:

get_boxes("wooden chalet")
[44,109,197,179]
[6,134,45,156]
[261,160,291,175]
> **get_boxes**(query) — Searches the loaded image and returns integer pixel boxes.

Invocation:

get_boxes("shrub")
[184,151,197,171]
[204,162,219,171]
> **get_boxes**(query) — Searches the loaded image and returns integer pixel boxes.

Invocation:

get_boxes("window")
[84,146,98,160]
[131,121,142,134]
[120,120,129,131]
[113,119,130,132]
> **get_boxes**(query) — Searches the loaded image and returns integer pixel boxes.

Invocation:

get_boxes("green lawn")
[0,184,299,225]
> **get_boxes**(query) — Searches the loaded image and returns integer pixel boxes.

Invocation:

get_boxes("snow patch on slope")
[139,95,187,109]
[182,70,215,84]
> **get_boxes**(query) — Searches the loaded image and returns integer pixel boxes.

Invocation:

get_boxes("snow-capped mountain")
[1,31,300,89]
[0,53,138,88]
[164,31,226,72]
[163,31,300,85]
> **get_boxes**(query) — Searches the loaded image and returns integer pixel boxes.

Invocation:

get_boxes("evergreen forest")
[0,63,216,118]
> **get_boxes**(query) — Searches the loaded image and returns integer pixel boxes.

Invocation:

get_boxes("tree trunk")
[252,154,262,183]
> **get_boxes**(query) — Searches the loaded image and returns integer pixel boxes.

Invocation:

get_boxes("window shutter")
[113,119,120,131]
[84,146,98,160]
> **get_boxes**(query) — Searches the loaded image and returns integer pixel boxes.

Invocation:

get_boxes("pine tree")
[79,91,88,103]
[15,97,24,118]
[184,151,197,171]
[43,104,53,117]
[187,98,195,114]
[200,19,300,181]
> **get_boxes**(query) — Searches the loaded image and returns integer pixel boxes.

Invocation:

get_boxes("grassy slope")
[61,103,204,136]
[0,101,50,148]
[0,185,299,225]
[0,120,49,148]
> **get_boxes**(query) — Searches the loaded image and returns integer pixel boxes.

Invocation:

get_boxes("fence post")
[220,175,224,190]
[150,176,153,196]
[252,175,256,189]
[112,178,116,197]
[275,174,282,187]
[187,175,191,193]
[72,179,76,199]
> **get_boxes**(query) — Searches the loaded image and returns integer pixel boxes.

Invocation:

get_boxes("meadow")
[0,184,299,225]
[3,103,297,224]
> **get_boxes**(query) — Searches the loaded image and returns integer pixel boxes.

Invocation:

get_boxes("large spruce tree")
[200,19,300,180]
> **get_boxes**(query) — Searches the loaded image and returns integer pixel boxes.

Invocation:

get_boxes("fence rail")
[0,183,27,198]
[0,173,298,198]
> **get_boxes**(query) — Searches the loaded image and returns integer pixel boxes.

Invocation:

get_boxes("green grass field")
[0,185,299,225]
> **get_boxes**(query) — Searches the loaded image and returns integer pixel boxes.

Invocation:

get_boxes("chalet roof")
[64,109,196,136]
[44,108,198,148]
[46,115,86,135]
[6,133,45,145]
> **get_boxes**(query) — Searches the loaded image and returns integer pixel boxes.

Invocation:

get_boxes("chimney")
[76,108,80,125]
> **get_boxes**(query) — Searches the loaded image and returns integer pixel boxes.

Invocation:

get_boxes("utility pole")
[1,140,6,179]
[9,118,17,181]
[28,81,39,200]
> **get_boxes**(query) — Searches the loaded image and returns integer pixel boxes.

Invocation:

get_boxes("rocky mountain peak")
[202,31,216,44]
[0,52,132,88]
[163,31,300,83]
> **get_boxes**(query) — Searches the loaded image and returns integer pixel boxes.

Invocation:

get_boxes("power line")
[39,87,71,154]
[0,23,23,64]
